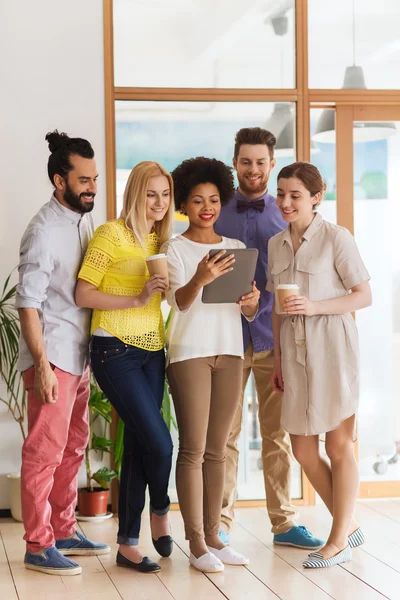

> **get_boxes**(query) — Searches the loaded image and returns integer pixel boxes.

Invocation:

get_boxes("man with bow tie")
[215,127,323,551]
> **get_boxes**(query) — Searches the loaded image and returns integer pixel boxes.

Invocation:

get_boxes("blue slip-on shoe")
[303,545,352,568]
[24,545,82,575]
[56,531,110,556]
[273,525,325,550]
[218,530,230,545]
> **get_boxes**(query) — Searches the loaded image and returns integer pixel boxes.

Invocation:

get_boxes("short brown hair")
[234,127,276,160]
[277,162,327,208]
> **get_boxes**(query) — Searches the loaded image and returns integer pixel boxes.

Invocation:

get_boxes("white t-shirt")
[161,235,253,365]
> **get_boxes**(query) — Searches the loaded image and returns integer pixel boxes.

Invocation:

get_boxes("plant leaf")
[92,466,118,489]
[89,395,112,423]
[91,433,114,453]
[113,418,124,480]
[0,271,26,439]
[161,379,177,431]
[89,380,112,422]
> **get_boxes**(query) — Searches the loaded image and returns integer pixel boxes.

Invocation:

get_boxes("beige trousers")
[220,343,297,535]
[167,355,243,541]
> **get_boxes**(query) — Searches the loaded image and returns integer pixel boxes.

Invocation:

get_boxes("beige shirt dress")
[266,213,370,436]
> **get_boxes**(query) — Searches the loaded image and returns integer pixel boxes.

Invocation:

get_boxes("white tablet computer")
[201,248,259,304]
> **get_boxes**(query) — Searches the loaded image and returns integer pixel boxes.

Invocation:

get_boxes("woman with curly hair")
[161,157,260,573]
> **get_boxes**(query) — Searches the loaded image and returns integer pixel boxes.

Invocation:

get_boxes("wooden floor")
[2,500,400,600]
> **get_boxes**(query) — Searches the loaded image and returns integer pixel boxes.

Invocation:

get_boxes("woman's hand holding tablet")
[202,248,259,304]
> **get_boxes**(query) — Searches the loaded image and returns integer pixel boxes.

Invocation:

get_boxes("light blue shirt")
[15,195,94,375]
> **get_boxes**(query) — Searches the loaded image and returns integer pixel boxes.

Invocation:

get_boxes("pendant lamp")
[313,1,396,143]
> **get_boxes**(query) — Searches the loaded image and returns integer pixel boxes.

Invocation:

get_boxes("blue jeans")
[90,336,172,546]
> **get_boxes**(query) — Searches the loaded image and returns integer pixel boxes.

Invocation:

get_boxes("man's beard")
[63,181,95,213]
[238,173,269,197]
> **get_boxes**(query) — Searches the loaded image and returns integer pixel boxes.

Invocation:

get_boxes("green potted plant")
[0,272,26,521]
[77,377,118,518]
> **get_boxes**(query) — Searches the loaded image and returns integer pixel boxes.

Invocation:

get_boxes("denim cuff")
[150,501,170,517]
[117,535,139,546]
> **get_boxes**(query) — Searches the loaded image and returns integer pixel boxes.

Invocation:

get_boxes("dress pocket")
[270,259,292,288]
[296,257,332,300]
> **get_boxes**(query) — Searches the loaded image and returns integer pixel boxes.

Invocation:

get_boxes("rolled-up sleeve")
[15,227,54,310]
[161,241,189,314]
[334,227,370,290]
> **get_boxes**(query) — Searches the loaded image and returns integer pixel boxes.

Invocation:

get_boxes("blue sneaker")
[218,530,230,544]
[273,525,325,550]
[56,531,110,556]
[24,545,82,575]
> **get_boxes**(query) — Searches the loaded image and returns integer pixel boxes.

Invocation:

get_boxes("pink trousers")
[21,365,90,552]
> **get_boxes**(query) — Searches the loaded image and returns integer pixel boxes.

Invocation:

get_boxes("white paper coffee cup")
[276,284,299,315]
[145,253,169,285]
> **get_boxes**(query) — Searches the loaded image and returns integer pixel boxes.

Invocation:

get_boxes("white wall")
[0,0,107,508]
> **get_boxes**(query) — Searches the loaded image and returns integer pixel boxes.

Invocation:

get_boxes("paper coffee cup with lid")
[276,284,299,314]
[145,253,169,286]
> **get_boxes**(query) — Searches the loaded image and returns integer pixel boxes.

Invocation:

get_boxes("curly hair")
[172,157,235,210]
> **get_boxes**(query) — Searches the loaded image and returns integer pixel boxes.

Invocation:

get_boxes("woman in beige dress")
[268,162,372,569]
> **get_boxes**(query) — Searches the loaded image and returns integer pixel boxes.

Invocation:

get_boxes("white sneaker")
[207,545,250,565]
[189,552,224,572]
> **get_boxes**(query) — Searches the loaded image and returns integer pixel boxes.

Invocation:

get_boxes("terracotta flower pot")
[7,472,22,522]
[78,487,109,517]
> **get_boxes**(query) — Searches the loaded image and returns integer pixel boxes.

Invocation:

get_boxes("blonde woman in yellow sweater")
[76,162,175,573]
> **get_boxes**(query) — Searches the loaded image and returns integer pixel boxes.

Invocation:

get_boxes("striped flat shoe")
[348,527,366,548]
[303,546,352,569]
[308,528,366,557]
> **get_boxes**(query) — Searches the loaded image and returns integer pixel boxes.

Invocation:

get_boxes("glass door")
[336,105,400,497]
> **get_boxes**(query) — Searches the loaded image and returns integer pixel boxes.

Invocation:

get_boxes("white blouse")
[162,235,254,365]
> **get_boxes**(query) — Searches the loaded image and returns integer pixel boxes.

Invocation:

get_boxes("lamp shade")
[313,66,397,143]
[266,103,319,157]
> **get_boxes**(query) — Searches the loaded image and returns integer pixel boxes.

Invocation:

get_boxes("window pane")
[115,99,302,499]
[115,100,297,221]
[113,0,295,88]
[354,123,400,482]
[310,108,337,223]
[309,0,400,89]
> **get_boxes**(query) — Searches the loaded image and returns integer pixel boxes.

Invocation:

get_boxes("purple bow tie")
[237,198,265,213]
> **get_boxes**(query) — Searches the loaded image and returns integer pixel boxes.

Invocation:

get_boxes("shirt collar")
[49,194,82,223]
[233,188,275,206]
[302,212,323,241]
[281,212,323,246]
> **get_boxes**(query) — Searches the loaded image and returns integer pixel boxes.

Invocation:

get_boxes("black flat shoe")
[116,551,161,572]
[152,535,173,558]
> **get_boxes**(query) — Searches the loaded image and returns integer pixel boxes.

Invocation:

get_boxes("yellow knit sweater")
[78,218,164,350]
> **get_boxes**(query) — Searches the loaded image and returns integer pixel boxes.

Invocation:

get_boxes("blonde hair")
[120,161,174,250]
